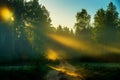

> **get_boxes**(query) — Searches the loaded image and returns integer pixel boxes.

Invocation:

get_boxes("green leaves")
[75,9,91,40]
[93,2,119,44]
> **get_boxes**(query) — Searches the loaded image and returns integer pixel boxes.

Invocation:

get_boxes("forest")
[0,0,120,80]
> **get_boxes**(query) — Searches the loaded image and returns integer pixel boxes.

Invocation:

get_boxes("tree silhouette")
[93,2,119,44]
[74,9,91,40]
[0,0,51,62]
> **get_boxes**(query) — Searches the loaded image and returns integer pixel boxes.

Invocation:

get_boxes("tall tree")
[23,0,51,53]
[93,8,106,42]
[74,9,91,39]
[106,2,118,27]
[56,25,63,34]
[118,18,120,28]
[117,18,120,42]
[93,2,119,44]
[0,0,51,61]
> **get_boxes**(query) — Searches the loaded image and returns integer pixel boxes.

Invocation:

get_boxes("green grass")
[0,63,119,80]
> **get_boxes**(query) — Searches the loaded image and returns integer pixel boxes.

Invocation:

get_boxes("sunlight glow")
[47,33,101,55]
[47,33,120,55]
[25,0,32,2]
[48,65,82,78]
[47,34,83,50]
[47,33,120,60]
[10,16,14,21]
[0,7,13,21]
[46,48,59,61]
[104,46,120,53]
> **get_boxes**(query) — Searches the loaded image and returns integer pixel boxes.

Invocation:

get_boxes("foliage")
[93,2,119,44]
[55,25,74,36]
[0,0,51,62]
[74,9,92,40]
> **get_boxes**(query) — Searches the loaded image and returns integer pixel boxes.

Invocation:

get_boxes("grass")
[0,62,119,80]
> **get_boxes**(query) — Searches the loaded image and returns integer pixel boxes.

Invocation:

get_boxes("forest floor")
[0,63,120,80]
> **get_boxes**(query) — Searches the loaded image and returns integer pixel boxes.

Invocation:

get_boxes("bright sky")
[39,0,120,28]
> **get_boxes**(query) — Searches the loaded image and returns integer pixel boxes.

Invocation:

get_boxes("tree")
[118,18,120,28]
[74,9,91,40]
[117,18,120,42]
[21,0,52,54]
[93,2,119,44]
[118,18,120,27]
[106,2,118,27]
[93,8,106,42]
[0,0,51,61]
[94,9,106,28]
[0,22,14,62]
[56,25,63,34]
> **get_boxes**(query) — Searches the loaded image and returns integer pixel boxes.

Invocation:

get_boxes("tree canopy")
[93,2,119,44]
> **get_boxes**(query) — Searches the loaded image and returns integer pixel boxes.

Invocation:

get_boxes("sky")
[39,0,120,28]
